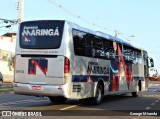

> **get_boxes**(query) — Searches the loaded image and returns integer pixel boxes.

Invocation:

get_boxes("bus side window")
[107,42,115,59]
[136,50,142,64]
[73,30,94,57]
[103,40,110,59]
[84,34,93,57]
[123,45,137,63]
[104,40,116,60]
[95,37,105,58]
[133,50,137,64]
[91,40,96,57]
[73,35,85,56]
[133,49,142,64]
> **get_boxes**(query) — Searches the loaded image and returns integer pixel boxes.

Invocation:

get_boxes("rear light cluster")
[13,83,18,87]
[64,57,70,73]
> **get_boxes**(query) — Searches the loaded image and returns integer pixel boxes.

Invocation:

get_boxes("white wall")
[0,60,14,82]
[0,37,15,82]
[0,40,15,53]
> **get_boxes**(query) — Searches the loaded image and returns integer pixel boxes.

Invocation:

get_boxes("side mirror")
[149,58,154,67]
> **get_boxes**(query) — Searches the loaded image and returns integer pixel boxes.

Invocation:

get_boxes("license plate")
[32,86,41,90]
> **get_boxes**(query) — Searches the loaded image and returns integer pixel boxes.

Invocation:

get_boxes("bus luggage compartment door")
[15,55,65,85]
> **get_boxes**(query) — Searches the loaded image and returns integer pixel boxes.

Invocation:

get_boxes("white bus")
[14,20,154,104]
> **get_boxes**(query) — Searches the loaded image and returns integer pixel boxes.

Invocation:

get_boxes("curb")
[0,88,14,96]
[0,91,14,95]
[0,87,13,90]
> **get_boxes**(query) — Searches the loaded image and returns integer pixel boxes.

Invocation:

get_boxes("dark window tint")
[143,51,148,66]
[123,45,142,64]
[135,49,142,64]
[73,29,118,60]
[73,30,86,56]
[123,45,135,63]
[19,21,64,49]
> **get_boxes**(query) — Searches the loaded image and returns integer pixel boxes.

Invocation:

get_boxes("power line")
[45,0,138,44]
[0,18,18,24]
[0,18,18,34]
[0,1,18,16]
[0,1,19,35]
[0,25,11,29]
[45,0,114,33]
[0,23,17,29]
[0,2,17,7]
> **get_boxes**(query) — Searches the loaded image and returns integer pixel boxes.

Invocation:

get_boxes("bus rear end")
[14,20,70,101]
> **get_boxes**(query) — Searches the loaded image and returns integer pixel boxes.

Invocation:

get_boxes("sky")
[0,0,160,72]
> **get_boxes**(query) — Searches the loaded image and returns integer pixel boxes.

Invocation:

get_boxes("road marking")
[151,103,155,106]
[145,107,151,110]
[148,89,157,92]
[155,100,159,103]
[60,105,78,110]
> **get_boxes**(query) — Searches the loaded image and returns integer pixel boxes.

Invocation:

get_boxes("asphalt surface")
[0,81,160,118]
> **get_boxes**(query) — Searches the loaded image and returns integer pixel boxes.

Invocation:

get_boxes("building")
[0,33,16,82]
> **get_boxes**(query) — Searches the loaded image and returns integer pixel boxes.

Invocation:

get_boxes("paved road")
[0,81,160,118]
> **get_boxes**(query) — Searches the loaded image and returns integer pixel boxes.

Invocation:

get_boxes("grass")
[0,88,13,94]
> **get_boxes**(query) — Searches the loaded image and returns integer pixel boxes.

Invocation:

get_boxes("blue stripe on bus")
[72,75,109,82]
[72,75,144,82]
[133,77,144,81]
[110,64,118,74]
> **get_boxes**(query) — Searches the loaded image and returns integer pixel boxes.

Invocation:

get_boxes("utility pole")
[114,30,121,38]
[18,0,24,23]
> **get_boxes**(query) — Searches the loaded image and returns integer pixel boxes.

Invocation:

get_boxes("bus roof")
[65,20,144,51]
[21,20,145,51]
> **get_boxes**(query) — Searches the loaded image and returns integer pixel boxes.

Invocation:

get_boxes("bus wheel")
[91,83,103,105]
[79,98,90,104]
[132,92,138,97]
[49,96,67,104]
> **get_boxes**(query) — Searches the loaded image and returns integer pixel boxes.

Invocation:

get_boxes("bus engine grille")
[73,84,81,92]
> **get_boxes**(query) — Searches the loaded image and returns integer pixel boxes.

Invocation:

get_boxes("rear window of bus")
[19,21,64,49]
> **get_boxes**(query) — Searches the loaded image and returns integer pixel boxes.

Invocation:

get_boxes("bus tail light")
[13,83,18,87]
[64,57,70,73]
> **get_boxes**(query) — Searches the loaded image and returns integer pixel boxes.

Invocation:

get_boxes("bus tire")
[91,83,103,105]
[79,98,90,104]
[49,96,67,104]
[131,92,138,97]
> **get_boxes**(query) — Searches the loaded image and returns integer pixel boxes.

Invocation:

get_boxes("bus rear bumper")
[13,83,69,98]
